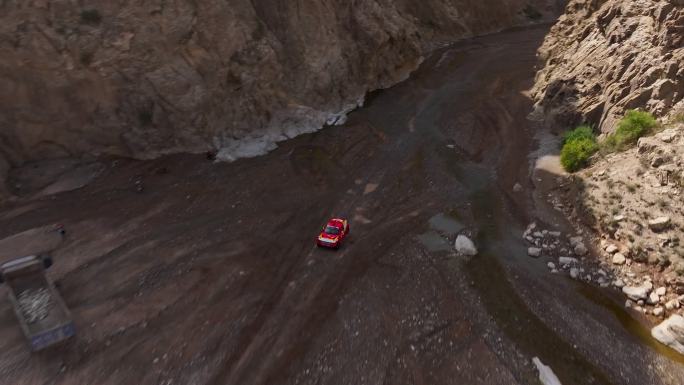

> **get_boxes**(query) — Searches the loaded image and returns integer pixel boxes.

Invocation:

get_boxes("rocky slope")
[533,0,684,132]
[538,122,684,354]
[531,0,684,356]
[0,0,564,199]
[553,125,684,316]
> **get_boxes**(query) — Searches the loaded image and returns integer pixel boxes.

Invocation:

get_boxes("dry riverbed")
[0,25,683,385]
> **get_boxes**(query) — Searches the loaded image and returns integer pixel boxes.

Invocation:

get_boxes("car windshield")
[324,226,340,235]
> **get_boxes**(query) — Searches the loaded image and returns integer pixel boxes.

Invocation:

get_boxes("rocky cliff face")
[533,0,684,132]
[0,0,564,198]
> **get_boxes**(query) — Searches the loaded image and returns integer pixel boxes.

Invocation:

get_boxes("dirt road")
[0,25,682,385]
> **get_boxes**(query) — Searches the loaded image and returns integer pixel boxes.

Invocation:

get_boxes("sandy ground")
[0,25,683,385]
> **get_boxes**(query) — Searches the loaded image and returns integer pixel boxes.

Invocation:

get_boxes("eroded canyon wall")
[0,0,565,196]
[533,0,684,132]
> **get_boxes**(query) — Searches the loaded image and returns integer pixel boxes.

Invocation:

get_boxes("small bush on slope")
[561,125,594,146]
[560,126,598,172]
[602,110,657,152]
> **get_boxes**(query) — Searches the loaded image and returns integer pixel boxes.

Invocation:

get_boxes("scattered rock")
[656,129,677,143]
[569,236,583,248]
[528,247,542,258]
[363,183,379,195]
[570,268,579,279]
[676,282,684,295]
[454,235,478,256]
[651,155,666,168]
[547,262,556,270]
[605,244,619,254]
[622,281,653,301]
[559,257,578,266]
[653,307,664,317]
[651,315,684,354]
[648,292,660,305]
[648,217,671,232]
[656,287,667,296]
[513,183,523,192]
[532,357,563,385]
[574,243,588,256]
[613,279,625,288]
[612,253,626,265]
[665,299,680,310]
[638,137,660,155]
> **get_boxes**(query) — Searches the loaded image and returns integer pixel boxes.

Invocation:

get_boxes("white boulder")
[648,217,671,232]
[651,315,684,354]
[612,253,626,265]
[454,235,478,256]
[665,299,680,310]
[622,281,653,301]
[569,236,583,247]
[528,247,542,258]
[558,257,578,266]
[532,357,563,385]
[648,292,660,305]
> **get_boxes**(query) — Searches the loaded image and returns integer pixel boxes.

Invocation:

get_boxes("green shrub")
[561,137,598,172]
[602,110,657,152]
[562,125,595,146]
[616,109,657,141]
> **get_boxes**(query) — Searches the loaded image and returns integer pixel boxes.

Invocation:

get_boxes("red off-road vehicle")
[316,218,350,249]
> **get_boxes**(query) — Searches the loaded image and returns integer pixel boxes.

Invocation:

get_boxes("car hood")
[319,233,339,240]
